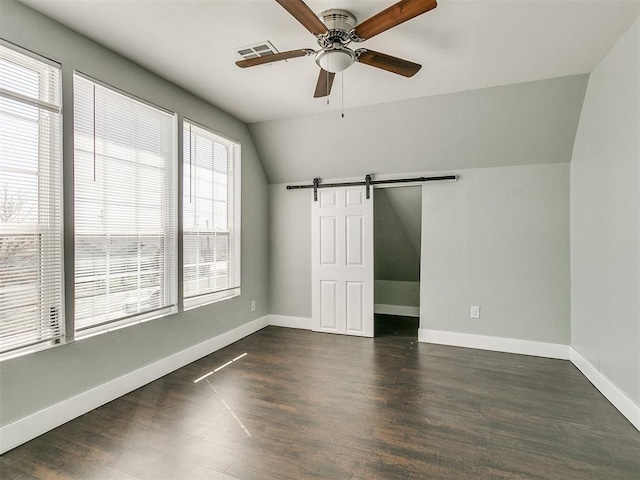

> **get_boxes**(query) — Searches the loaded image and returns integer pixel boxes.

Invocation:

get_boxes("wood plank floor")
[2,316,639,479]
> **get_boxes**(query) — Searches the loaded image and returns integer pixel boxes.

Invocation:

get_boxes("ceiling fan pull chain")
[341,72,345,118]
[326,67,330,105]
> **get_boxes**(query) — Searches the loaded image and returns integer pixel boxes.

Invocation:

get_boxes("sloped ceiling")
[374,186,423,282]
[16,0,640,123]
[250,74,589,183]
[383,186,422,257]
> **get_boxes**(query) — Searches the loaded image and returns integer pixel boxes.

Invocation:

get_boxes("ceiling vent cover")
[235,41,279,61]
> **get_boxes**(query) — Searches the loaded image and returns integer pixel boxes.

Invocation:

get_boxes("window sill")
[183,288,241,311]
[75,305,178,340]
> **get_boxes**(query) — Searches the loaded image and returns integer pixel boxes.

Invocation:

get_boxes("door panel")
[320,216,337,265]
[312,186,373,337]
[320,280,338,330]
[346,281,364,333]
[320,190,337,207]
[346,215,364,266]
[346,188,364,206]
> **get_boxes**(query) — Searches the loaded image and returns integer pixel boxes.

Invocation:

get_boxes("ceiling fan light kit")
[237,0,437,97]
[315,45,355,73]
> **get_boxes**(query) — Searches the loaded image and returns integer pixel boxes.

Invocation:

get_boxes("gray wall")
[266,73,586,324]
[570,17,640,404]
[250,75,588,184]
[420,164,571,344]
[381,187,422,258]
[268,184,311,319]
[270,162,571,341]
[0,0,269,425]
[374,189,420,282]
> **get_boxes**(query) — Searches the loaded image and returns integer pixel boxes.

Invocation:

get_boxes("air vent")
[234,41,279,61]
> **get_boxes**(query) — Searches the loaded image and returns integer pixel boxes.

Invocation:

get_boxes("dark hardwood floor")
[2,316,639,479]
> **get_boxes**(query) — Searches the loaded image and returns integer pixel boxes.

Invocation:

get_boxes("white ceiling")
[18,0,640,124]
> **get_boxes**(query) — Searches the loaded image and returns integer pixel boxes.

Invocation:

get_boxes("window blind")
[183,121,241,309]
[74,74,177,334]
[0,43,63,356]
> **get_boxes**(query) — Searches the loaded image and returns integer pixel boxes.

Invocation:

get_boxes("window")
[183,121,240,309]
[0,42,63,356]
[74,74,177,335]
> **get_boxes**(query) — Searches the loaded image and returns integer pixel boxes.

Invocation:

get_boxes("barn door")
[311,186,373,337]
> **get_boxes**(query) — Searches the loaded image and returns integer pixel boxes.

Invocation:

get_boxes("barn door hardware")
[287,174,458,201]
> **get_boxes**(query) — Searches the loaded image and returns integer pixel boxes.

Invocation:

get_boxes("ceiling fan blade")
[354,0,437,41]
[236,49,313,68]
[314,69,335,98]
[275,0,329,36]
[357,50,422,77]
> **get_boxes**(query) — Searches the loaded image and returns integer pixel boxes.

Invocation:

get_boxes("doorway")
[373,186,422,337]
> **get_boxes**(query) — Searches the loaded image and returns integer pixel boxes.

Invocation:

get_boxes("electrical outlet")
[251,300,256,312]
[470,306,480,319]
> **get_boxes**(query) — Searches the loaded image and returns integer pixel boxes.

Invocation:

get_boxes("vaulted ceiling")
[18,1,640,124]
[250,74,589,183]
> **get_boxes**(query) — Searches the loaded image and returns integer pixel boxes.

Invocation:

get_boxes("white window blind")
[183,121,240,309]
[0,43,63,356]
[74,74,177,335]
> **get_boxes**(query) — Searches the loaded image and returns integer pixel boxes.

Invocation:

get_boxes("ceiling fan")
[236,0,438,98]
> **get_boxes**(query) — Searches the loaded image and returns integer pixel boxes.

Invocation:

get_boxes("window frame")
[72,72,178,338]
[0,40,64,359]
[182,119,241,310]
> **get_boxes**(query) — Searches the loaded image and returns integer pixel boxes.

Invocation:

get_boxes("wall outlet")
[470,306,480,319]
[251,300,256,312]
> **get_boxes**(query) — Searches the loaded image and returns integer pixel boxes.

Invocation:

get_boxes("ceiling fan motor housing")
[318,9,357,43]
[316,9,358,73]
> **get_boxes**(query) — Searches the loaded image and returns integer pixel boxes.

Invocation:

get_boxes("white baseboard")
[570,347,639,431]
[0,316,269,455]
[418,328,570,360]
[268,314,312,330]
[375,304,420,317]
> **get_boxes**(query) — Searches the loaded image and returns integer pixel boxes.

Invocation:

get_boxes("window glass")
[183,121,240,309]
[73,74,177,335]
[0,43,63,357]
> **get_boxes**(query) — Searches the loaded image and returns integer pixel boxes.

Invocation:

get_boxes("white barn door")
[312,186,373,337]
